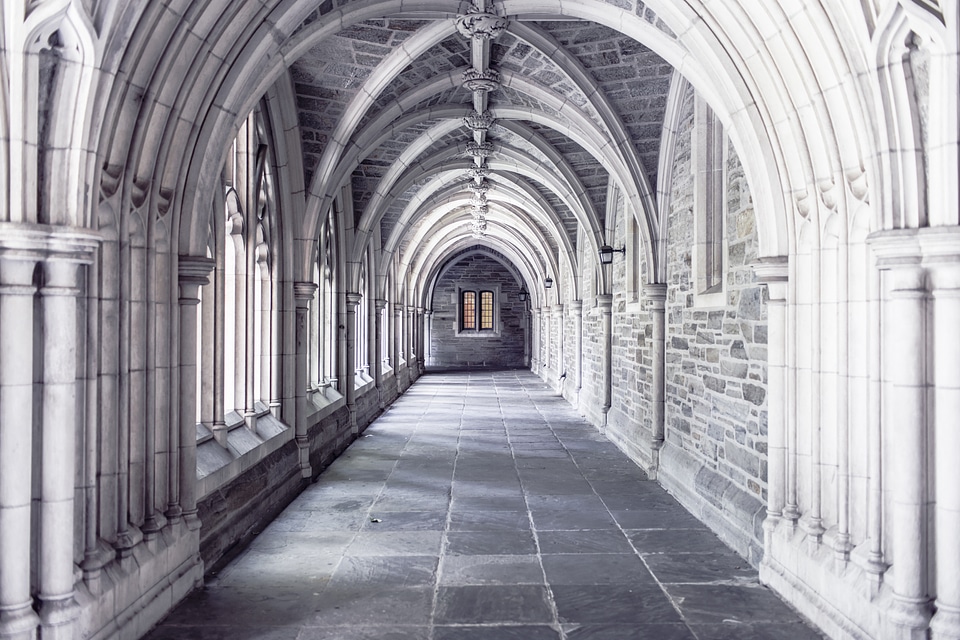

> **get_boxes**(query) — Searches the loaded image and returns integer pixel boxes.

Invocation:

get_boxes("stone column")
[374,299,386,404]
[346,293,361,434]
[530,308,540,370]
[177,256,214,530]
[597,294,613,425]
[0,255,40,640]
[569,300,583,401]
[294,282,317,478]
[754,257,789,543]
[930,263,960,640]
[881,263,932,638]
[553,304,564,386]
[37,259,83,640]
[407,306,416,370]
[394,302,404,372]
[543,304,551,376]
[416,307,425,373]
[423,309,433,369]
[644,284,667,467]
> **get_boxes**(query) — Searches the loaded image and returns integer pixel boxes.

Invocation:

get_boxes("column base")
[0,602,40,640]
[931,603,960,640]
[39,596,79,640]
[886,596,933,640]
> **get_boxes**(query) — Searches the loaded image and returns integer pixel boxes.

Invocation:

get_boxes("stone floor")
[145,370,823,640]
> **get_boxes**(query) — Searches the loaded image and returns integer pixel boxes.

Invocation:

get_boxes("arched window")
[196,104,280,436]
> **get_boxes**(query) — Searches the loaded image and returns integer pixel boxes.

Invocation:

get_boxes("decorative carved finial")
[465,141,494,159]
[463,110,496,132]
[456,2,509,40]
[467,164,491,182]
[462,68,501,92]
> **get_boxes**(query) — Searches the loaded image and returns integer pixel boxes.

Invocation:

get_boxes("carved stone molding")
[462,68,501,92]
[456,6,509,40]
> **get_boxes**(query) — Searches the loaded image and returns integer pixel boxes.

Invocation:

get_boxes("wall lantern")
[544,276,553,289]
[518,288,528,302]
[598,244,625,265]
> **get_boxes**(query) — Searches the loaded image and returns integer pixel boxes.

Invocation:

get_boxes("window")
[693,97,726,304]
[480,291,493,330]
[459,288,495,332]
[461,291,477,330]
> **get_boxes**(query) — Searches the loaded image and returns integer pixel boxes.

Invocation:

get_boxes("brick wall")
[429,252,526,368]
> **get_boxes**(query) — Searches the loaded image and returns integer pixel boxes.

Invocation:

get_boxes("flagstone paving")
[145,370,823,640]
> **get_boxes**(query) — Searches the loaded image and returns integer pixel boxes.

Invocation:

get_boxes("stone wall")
[656,84,769,564]
[429,252,526,368]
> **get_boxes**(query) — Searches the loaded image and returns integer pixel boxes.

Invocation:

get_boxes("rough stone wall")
[606,188,656,464]
[659,84,769,562]
[429,254,525,367]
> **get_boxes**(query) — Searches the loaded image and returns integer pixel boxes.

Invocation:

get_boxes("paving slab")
[144,370,823,640]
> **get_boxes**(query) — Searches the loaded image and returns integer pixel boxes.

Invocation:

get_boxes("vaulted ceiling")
[286,2,676,302]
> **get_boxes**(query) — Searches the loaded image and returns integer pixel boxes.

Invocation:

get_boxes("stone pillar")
[346,293,361,434]
[553,304,564,387]
[416,307,425,373]
[423,309,433,369]
[881,264,932,638]
[394,302,404,371]
[0,255,40,640]
[406,306,416,369]
[294,282,317,478]
[930,263,960,640]
[177,256,214,530]
[754,257,789,544]
[530,308,540,370]
[644,284,667,468]
[569,300,583,401]
[597,294,613,425]
[37,260,83,640]
[374,299,386,404]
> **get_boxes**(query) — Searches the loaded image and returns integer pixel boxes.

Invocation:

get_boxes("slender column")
[177,256,214,530]
[569,300,583,400]
[346,293,361,434]
[930,264,960,640]
[543,305,551,375]
[37,260,83,640]
[394,302,404,371]
[0,255,40,640]
[522,308,530,367]
[881,264,932,638]
[644,284,667,457]
[754,258,789,544]
[597,294,613,424]
[803,244,826,541]
[422,309,433,369]
[294,282,317,477]
[416,307,425,373]
[530,308,540,369]
[783,255,800,524]
[406,306,416,368]
[865,260,886,576]
[259,252,272,406]
[374,299,386,404]
[553,304,564,384]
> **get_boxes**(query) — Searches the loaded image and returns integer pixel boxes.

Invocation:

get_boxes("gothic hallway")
[145,371,820,640]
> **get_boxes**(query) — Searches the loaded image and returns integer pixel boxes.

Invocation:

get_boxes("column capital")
[40,260,81,297]
[567,299,583,314]
[293,281,318,300]
[752,255,789,302]
[346,292,362,307]
[596,293,613,312]
[374,298,387,312]
[395,302,405,314]
[177,255,215,287]
[0,222,100,264]
[643,283,667,309]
